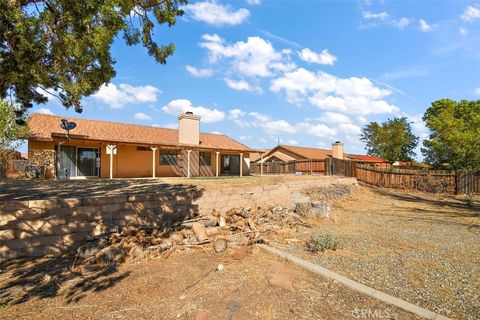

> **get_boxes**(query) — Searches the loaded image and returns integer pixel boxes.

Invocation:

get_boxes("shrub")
[306,231,345,252]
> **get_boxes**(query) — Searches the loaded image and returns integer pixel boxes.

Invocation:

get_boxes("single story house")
[27,112,254,179]
[252,142,388,165]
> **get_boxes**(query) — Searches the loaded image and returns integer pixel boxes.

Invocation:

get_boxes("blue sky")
[27,0,480,157]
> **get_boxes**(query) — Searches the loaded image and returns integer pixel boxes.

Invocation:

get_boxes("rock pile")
[73,204,319,273]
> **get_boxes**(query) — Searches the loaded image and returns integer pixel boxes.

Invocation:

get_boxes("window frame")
[199,151,212,166]
[160,150,179,165]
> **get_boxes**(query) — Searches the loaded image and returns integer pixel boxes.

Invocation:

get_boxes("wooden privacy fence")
[325,157,357,177]
[326,158,479,195]
[456,171,480,194]
[250,159,326,175]
[355,164,457,193]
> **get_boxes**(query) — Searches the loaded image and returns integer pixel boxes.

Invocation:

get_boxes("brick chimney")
[178,111,200,145]
[332,141,344,159]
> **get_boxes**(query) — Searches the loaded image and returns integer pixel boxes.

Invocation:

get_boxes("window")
[200,152,211,166]
[160,150,179,165]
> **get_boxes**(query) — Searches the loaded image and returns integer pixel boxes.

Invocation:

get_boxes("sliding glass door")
[59,146,99,178]
[60,146,76,179]
[77,148,99,177]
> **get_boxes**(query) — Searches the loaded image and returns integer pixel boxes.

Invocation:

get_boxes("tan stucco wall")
[27,140,249,178]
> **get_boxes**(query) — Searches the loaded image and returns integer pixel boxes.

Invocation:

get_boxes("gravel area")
[281,185,480,320]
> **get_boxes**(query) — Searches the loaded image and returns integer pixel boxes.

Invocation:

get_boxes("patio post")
[187,149,192,178]
[215,151,220,178]
[240,153,243,177]
[150,147,158,178]
[106,144,117,179]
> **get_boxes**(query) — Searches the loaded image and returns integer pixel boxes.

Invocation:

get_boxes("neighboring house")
[253,142,388,166]
[345,154,389,167]
[256,145,332,163]
[27,112,253,179]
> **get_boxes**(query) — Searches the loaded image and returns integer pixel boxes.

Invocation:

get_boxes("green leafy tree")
[0,100,29,177]
[0,0,187,115]
[422,99,480,170]
[360,117,419,162]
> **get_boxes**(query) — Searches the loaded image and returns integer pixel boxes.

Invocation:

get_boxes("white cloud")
[37,108,55,115]
[246,0,261,5]
[249,111,271,122]
[270,68,336,105]
[405,114,429,146]
[392,17,410,29]
[262,120,296,134]
[362,11,389,20]
[298,48,337,65]
[224,78,262,93]
[185,65,214,77]
[134,112,152,121]
[319,112,352,124]
[228,108,246,119]
[338,123,362,135]
[361,11,411,30]
[474,87,480,96]
[211,131,222,134]
[184,1,250,26]
[199,34,295,78]
[286,139,298,145]
[357,116,368,124]
[461,4,480,22]
[231,110,342,139]
[152,123,177,129]
[459,27,468,36]
[271,68,398,115]
[297,122,336,137]
[92,83,159,108]
[419,19,433,32]
[162,99,225,123]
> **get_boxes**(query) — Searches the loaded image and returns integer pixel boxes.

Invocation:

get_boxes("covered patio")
[27,113,255,179]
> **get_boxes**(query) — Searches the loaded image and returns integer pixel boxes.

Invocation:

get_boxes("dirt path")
[0,247,416,319]
[281,185,480,320]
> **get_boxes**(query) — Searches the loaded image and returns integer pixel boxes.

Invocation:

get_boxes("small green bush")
[306,231,345,252]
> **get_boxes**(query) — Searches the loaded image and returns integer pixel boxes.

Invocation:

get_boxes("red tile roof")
[28,114,253,152]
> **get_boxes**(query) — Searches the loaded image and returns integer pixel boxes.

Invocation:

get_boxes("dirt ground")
[0,246,416,320]
[0,175,335,201]
[281,184,480,320]
[1,182,478,319]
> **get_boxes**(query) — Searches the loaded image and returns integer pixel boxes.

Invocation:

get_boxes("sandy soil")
[281,185,480,320]
[0,247,416,319]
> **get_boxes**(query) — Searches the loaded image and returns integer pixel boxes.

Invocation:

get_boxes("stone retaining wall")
[0,177,356,261]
